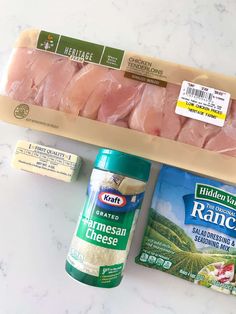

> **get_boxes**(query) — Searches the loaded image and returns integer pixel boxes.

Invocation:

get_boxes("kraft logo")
[98,192,127,207]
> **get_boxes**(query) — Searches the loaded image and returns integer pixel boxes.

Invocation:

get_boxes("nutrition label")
[175,81,231,127]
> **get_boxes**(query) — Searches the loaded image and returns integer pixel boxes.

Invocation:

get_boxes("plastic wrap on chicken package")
[1,29,236,183]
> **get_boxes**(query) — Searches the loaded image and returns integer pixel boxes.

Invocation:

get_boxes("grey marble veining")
[0,0,235,313]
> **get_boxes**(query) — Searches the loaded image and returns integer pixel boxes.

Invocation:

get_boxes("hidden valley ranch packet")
[136,165,236,295]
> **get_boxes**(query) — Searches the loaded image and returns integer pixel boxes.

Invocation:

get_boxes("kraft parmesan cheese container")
[66,148,151,288]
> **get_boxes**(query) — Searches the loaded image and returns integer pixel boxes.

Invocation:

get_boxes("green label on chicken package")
[136,166,236,296]
[37,30,124,68]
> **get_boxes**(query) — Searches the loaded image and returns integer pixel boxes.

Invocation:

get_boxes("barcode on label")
[186,87,213,102]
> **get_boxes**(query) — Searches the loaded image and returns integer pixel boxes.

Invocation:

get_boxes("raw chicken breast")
[97,70,144,124]
[177,119,220,147]
[113,114,130,128]
[34,57,79,110]
[160,83,186,140]
[60,64,109,115]
[6,47,236,158]
[129,83,166,136]
[80,80,108,119]
[5,48,60,103]
[205,101,236,156]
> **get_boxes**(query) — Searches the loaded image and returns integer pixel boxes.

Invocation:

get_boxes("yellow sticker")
[176,100,226,120]
[175,81,230,127]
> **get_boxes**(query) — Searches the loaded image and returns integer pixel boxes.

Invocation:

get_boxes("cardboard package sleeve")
[1,29,236,184]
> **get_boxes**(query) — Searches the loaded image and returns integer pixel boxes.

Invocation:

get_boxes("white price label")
[175,81,231,127]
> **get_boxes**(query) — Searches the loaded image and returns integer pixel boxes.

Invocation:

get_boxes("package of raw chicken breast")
[1,29,236,183]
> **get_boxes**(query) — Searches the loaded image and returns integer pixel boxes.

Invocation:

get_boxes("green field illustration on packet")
[136,166,236,295]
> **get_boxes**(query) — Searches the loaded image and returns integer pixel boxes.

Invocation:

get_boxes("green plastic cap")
[94,148,151,182]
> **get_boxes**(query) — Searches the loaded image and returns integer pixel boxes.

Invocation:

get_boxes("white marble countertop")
[0,0,236,313]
